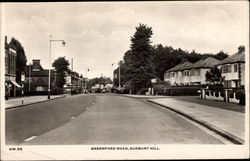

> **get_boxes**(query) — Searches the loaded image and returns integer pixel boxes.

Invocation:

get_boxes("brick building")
[5,36,20,98]
[24,59,55,95]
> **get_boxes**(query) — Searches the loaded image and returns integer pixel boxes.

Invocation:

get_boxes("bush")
[208,84,224,90]
[137,88,148,95]
[215,92,219,97]
[236,89,245,105]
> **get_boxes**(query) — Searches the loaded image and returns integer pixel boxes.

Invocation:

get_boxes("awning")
[10,80,22,88]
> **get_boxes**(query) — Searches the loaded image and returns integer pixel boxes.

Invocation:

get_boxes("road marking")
[70,117,75,120]
[24,136,37,142]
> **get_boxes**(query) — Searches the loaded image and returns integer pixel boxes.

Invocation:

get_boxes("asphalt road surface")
[6,94,224,145]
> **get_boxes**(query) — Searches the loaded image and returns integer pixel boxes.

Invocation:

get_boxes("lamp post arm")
[50,40,65,42]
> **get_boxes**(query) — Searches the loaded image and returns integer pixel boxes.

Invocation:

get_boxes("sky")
[2,1,249,79]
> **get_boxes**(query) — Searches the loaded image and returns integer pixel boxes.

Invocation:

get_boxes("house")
[164,61,193,85]
[5,36,20,98]
[24,59,55,94]
[188,57,221,85]
[216,46,245,88]
[164,57,221,86]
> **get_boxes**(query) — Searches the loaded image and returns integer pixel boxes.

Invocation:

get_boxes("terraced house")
[164,57,221,86]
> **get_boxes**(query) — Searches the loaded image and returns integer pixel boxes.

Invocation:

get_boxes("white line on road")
[24,136,37,142]
[70,117,75,120]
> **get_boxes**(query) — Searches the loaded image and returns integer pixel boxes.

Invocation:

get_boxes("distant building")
[164,61,193,85]
[216,46,245,88]
[24,59,55,94]
[64,71,84,94]
[164,57,221,86]
[5,36,20,98]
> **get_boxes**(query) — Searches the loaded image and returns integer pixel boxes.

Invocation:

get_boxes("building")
[24,59,55,94]
[164,57,221,86]
[164,61,193,85]
[216,46,245,88]
[64,71,84,94]
[188,57,221,85]
[5,36,20,98]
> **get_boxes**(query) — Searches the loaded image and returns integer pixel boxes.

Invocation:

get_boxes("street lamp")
[21,71,25,104]
[112,61,122,91]
[48,35,66,99]
[85,68,90,93]
[29,63,31,92]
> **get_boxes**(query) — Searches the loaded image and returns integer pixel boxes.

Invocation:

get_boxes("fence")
[200,87,245,105]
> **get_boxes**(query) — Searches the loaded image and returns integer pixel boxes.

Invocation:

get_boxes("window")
[165,73,170,79]
[234,64,238,72]
[190,69,199,76]
[222,64,232,73]
[5,53,8,74]
[184,70,190,76]
[197,69,200,76]
[36,86,45,91]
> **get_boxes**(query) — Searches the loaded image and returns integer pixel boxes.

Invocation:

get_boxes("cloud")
[3,2,248,78]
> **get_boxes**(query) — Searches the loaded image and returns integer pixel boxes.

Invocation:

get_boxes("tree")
[214,50,228,60]
[52,57,70,88]
[152,45,185,80]
[124,24,155,93]
[205,66,224,84]
[9,38,27,83]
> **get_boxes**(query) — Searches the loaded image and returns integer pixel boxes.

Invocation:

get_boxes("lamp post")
[85,68,90,93]
[112,60,122,91]
[48,35,66,99]
[21,71,25,104]
[29,63,31,92]
[112,61,122,91]
[118,61,121,91]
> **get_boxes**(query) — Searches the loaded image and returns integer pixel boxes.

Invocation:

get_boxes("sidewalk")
[4,95,65,110]
[123,94,170,99]
[147,97,245,144]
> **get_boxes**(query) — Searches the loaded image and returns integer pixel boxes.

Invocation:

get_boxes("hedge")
[153,85,200,96]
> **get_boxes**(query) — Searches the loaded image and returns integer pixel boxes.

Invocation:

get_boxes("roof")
[166,57,221,73]
[24,65,55,77]
[166,61,193,72]
[188,57,221,69]
[218,51,245,65]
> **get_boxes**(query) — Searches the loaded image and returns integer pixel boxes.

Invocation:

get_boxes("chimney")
[238,46,245,53]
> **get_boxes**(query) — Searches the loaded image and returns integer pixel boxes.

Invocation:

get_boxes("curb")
[122,94,169,99]
[147,99,244,145]
[5,95,66,110]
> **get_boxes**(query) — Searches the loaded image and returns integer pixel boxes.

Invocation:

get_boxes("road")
[6,94,224,145]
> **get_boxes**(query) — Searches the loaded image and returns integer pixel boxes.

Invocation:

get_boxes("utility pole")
[71,58,73,71]
[48,35,52,99]
[118,61,121,90]
[29,63,31,92]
